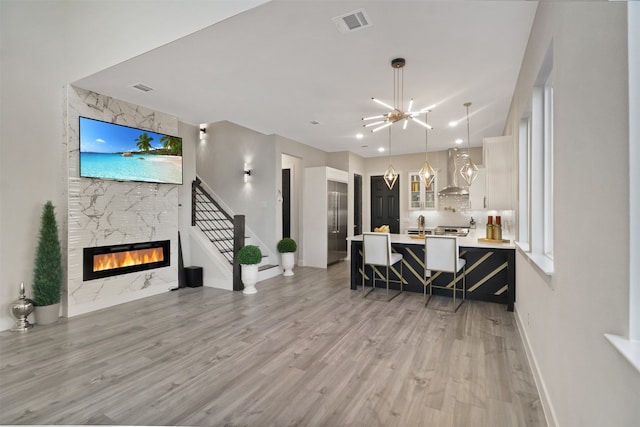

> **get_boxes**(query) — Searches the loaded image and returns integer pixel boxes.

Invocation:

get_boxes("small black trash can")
[185,266,203,288]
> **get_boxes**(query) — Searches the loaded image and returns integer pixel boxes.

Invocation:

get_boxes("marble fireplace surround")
[66,86,180,317]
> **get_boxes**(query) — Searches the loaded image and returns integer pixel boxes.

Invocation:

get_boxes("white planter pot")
[281,252,295,276]
[34,302,60,325]
[241,264,259,294]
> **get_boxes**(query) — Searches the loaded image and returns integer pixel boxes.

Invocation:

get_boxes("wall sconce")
[244,163,252,183]
[199,127,207,139]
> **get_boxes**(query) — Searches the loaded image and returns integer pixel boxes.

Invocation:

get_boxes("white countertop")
[348,229,515,249]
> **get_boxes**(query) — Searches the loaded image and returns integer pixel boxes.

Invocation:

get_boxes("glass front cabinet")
[408,172,437,210]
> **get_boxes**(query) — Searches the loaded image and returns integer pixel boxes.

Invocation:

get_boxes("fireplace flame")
[93,248,164,272]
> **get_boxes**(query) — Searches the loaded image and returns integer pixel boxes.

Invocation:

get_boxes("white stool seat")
[424,235,466,312]
[362,232,403,301]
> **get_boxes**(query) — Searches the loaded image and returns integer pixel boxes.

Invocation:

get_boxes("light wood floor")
[0,262,545,426]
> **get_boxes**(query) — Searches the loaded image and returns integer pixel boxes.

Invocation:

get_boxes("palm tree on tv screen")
[135,133,153,152]
[160,135,182,156]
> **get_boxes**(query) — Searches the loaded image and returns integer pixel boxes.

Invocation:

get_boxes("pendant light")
[383,126,398,190]
[418,110,436,188]
[459,102,479,186]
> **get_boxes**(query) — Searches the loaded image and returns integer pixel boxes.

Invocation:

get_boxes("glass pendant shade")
[459,101,478,186]
[418,161,436,188]
[383,164,398,190]
[417,110,435,188]
[460,157,479,186]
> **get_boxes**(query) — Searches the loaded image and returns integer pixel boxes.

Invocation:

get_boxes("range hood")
[438,148,469,196]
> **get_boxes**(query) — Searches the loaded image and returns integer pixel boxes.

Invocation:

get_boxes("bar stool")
[424,235,466,312]
[362,232,403,301]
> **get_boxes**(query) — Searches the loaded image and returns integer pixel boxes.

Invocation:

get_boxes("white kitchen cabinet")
[468,166,486,210]
[408,172,438,210]
[483,136,514,210]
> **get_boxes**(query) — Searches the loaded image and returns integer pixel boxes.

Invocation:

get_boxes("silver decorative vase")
[10,282,34,332]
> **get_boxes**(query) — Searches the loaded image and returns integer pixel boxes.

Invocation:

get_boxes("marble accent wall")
[66,86,179,317]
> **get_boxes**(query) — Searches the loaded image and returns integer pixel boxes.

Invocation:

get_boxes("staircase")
[191,178,280,289]
[193,182,235,264]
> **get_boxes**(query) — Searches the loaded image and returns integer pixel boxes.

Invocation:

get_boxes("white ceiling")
[73,1,538,158]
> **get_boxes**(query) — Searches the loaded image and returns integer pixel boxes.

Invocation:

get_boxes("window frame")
[517,42,554,275]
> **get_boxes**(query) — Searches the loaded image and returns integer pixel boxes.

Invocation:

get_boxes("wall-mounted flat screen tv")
[79,116,183,185]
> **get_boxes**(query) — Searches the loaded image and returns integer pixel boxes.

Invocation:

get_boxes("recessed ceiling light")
[455,138,463,144]
[449,121,458,127]
[378,147,385,152]
[356,133,364,139]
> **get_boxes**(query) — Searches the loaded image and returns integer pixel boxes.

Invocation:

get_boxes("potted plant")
[32,201,63,325]
[238,245,262,294]
[277,238,297,276]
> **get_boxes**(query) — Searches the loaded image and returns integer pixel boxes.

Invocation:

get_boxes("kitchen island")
[348,231,516,311]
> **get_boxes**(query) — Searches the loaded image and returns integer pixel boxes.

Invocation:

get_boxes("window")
[517,42,554,275]
[605,3,640,373]
[518,116,530,247]
[542,77,554,259]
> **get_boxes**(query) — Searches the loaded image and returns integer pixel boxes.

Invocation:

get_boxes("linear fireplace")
[83,240,170,281]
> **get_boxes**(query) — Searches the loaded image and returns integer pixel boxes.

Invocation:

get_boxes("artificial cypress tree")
[32,201,62,307]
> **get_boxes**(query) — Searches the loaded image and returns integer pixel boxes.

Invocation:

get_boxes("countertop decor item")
[238,245,262,294]
[486,215,494,240]
[10,282,34,332]
[32,201,63,325]
[417,215,426,235]
[277,238,297,277]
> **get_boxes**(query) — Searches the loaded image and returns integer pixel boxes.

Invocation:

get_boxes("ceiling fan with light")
[362,58,435,133]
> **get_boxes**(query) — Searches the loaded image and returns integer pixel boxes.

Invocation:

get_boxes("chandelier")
[459,102,479,186]
[362,58,434,133]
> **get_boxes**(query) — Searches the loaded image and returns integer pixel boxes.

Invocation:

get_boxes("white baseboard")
[514,306,558,427]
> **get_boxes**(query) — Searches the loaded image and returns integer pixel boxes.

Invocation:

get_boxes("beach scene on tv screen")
[79,117,183,184]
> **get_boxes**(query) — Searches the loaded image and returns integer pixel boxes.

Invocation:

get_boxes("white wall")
[195,122,337,266]
[506,3,640,426]
[281,153,303,264]
[0,0,266,330]
[276,135,331,263]
[197,121,279,256]
[178,122,199,265]
[346,151,366,240]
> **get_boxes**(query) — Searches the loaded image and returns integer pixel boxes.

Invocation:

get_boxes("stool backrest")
[363,232,391,266]
[425,235,459,273]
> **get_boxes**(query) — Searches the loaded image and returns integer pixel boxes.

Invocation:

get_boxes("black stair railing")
[192,178,245,291]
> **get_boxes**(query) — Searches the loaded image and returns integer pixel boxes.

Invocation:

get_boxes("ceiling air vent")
[332,9,371,34]
[131,83,154,93]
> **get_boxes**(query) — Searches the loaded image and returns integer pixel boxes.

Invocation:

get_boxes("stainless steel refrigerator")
[327,180,348,265]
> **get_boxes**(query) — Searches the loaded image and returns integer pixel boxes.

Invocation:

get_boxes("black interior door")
[282,168,291,238]
[354,174,362,236]
[370,175,400,234]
